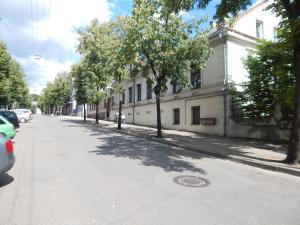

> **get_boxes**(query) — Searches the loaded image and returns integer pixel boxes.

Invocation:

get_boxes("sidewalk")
[62,116,300,177]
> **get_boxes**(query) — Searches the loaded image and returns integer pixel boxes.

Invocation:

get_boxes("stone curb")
[63,117,300,177]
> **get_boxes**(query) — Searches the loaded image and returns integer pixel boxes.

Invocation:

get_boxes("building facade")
[86,1,282,138]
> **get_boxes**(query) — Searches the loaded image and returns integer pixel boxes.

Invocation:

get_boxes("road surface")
[0,116,299,225]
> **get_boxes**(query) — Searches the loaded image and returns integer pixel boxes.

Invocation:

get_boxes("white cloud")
[38,0,111,50]
[0,0,112,94]
[16,56,73,94]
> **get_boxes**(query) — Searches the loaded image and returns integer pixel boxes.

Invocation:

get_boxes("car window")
[6,112,15,118]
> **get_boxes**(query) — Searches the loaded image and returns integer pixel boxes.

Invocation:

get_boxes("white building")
[89,0,282,138]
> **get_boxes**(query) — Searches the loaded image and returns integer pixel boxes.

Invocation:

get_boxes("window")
[147,82,152,99]
[128,87,133,103]
[122,92,125,104]
[191,66,202,89]
[172,80,181,94]
[191,106,200,125]
[137,84,141,101]
[256,20,264,39]
[173,108,180,125]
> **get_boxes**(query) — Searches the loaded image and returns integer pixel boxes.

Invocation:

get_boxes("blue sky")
[0,0,220,94]
[109,0,218,27]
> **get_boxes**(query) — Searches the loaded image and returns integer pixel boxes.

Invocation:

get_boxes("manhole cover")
[173,175,209,187]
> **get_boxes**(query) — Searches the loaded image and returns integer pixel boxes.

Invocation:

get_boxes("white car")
[114,113,125,123]
[14,109,32,123]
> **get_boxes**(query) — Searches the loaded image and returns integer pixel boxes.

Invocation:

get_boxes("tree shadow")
[62,119,208,174]
[0,173,14,188]
[60,118,297,170]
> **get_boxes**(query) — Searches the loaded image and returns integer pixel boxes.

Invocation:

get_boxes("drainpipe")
[130,64,136,125]
[132,76,136,125]
[220,28,228,137]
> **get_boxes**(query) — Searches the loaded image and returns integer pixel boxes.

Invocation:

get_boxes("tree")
[0,42,32,109]
[77,20,112,124]
[70,62,89,122]
[109,17,134,130]
[163,0,300,163]
[37,73,71,115]
[53,74,72,114]
[127,0,211,137]
[238,37,294,118]
[8,59,32,109]
[0,42,12,108]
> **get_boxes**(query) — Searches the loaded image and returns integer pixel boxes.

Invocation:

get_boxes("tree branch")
[281,0,295,19]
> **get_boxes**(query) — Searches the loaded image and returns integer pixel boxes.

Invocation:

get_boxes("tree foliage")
[126,0,211,137]
[38,73,71,114]
[69,62,89,122]
[163,0,300,163]
[236,36,294,118]
[162,0,251,18]
[0,41,31,109]
[76,20,114,123]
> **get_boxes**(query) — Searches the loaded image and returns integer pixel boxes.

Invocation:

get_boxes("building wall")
[233,0,280,40]
[108,41,226,135]
[90,1,281,139]
[227,37,256,85]
[111,95,225,135]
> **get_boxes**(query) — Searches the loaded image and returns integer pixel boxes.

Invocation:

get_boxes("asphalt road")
[0,115,299,225]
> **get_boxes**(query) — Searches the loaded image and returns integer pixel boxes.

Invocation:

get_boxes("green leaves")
[76,20,113,104]
[129,0,211,93]
[38,74,71,112]
[238,37,294,118]
[0,41,31,108]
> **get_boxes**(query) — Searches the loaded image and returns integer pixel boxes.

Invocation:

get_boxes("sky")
[0,0,218,94]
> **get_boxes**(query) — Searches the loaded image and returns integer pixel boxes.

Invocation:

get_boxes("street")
[0,116,299,225]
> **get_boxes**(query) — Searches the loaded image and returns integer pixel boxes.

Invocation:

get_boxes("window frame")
[172,80,182,94]
[190,67,202,89]
[191,106,200,125]
[137,83,142,101]
[173,108,180,125]
[128,87,133,103]
[256,20,264,39]
[146,82,152,100]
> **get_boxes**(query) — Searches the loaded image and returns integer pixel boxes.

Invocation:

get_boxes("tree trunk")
[95,102,99,124]
[155,93,162,138]
[83,103,86,122]
[118,75,122,130]
[118,100,122,130]
[285,39,300,163]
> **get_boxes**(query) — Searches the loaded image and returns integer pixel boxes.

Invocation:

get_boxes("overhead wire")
[30,0,34,55]
[40,0,52,57]
[30,0,52,60]
[35,0,40,58]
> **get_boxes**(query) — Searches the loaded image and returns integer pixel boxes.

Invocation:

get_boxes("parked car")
[114,113,126,123]
[14,110,31,123]
[0,111,20,129]
[0,134,15,175]
[0,116,16,139]
[14,109,32,120]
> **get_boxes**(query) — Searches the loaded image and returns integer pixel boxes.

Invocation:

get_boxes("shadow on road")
[62,119,208,174]
[0,173,14,188]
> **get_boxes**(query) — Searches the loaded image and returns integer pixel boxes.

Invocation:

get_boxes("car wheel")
[20,118,26,123]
